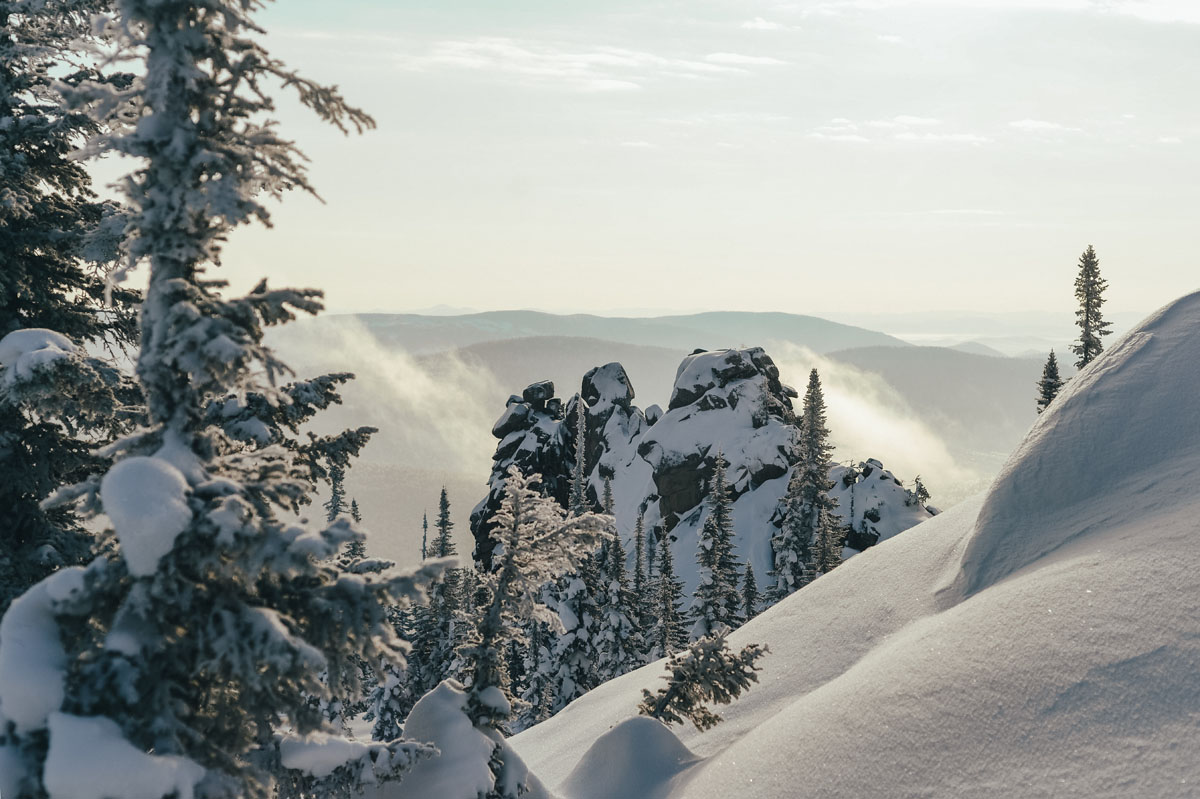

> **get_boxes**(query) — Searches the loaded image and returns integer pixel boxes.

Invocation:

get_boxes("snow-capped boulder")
[471,383,575,569]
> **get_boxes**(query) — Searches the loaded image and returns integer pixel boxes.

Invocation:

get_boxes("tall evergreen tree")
[1037,349,1064,413]
[602,474,614,515]
[420,510,429,560]
[773,369,838,596]
[690,453,742,638]
[742,562,759,621]
[632,510,651,630]
[652,532,688,657]
[568,394,589,515]
[456,468,608,768]
[813,507,844,574]
[427,487,463,685]
[0,0,141,613]
[350,498,362,524]
[324,463,347,521]
[549,556,604,712]
[0,1,443,795]
[596,512,643,681]
[1071,245,1112,369]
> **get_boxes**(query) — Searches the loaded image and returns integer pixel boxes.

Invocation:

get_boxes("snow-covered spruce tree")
[596,515,643,682]
[690,453,742,638]
[813,507,845,574]
[323,463,347,521]
[452,467,609,792]
[631,510,655,638]
[568,394,589,515]
[914,475,931,507]
[1072,245,1112,369]
[742,562,759,621]
[0,0,142,614]
[773,368,839,592]
[769,463,811,602]
[0,1,451,795]
[638,630,768,731]
[549,553,604,713]
[651,531,688,657]
[350,498,362,524]
[602,474,614,515]
[420,510,429,560]
[426,486,464,684]
[1037,349,1064,414]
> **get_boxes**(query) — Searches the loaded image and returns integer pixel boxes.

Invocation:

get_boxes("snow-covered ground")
[509,290,1200,798]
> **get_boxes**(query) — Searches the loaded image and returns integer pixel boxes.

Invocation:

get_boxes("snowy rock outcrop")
[473,348,935,599]
[470,381,575,568]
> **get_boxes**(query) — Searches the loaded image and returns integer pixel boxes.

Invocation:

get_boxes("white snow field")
[509,291,1200,799]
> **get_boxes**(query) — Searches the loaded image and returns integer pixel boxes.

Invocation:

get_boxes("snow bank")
[0,328,77,385]
[514,292,1200,798]
[43,713,204,799]
[956,291,1200,597]
[0,567,84,732]
[280,731,369,778]
[368,680,507,799]
[560,716,700,799]
[100,456,193,576]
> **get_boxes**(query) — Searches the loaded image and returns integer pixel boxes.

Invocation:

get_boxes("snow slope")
[511,291,1200,798]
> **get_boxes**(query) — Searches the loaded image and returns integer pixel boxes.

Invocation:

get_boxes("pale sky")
[199,0,1199,316]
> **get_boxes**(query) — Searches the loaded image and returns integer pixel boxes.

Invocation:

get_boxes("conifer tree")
[455,468,608,787]
[323,463,347,522]
[773,369,838,596]
[652,532,688,657]
[602,474,614,515]
[742,562,759,621]
[550,556,604,712]
[639,631,767,731]
[350,498,362,524]
[596,511,643,681]
[0,0,141,613]
[814,507,845,574]
[1037,349,1064,413]
[426,487,463,685]
[914,475,931,507]
[420,510,429,560]
[568,394,589,515]
[0,1,443,795]
[1071,245,1112,369]
[632,510,652,632]
[690,453,742,638]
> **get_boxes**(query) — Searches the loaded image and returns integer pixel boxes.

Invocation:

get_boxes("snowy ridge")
[512,291,1200,798]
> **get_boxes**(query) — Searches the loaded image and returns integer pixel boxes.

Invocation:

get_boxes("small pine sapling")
[639,630,768,731]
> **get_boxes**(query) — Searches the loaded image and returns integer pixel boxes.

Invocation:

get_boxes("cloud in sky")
[704,52,790,66]
[741,17,791,30]
[393,37,788,92]
[1009,119,1083,132]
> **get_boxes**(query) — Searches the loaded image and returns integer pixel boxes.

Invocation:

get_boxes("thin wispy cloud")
[1009,119,1082,132]
[741,17,792,30]
[868,115,942,128]
[392,37,782,92]
[705,52,790,66]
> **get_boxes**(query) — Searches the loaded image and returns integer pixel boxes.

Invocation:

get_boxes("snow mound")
[0,328,77,385]
[43,712,205,799]
[0,567,85,732]
[955,291,1200,597]
[100,456,193,576]
[513,293,1200,798]
[560,717,699,799]
[372,680,549,799]
[280,731,370,778]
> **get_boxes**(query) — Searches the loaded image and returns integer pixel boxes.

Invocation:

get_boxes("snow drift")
[511,291,1200,798]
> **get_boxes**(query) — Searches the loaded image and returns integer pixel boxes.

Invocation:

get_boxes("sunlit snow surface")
[512,291,1200,798]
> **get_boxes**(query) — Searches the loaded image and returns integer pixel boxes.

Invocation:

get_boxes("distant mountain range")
[343,310,909,355]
